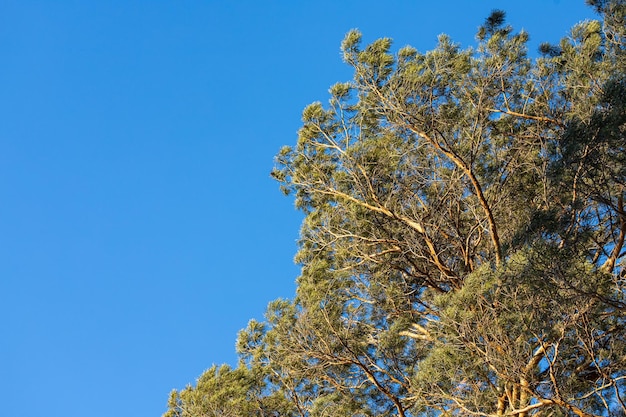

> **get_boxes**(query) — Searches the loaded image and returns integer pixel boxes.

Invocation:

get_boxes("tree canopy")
[165,1,625,416]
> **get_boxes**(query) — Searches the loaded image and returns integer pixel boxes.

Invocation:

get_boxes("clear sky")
[0,1,596,416]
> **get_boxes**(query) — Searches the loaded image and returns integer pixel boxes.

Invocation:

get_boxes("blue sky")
[0,1,596,416]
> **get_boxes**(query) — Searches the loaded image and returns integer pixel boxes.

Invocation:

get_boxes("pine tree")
[165,2,625,416]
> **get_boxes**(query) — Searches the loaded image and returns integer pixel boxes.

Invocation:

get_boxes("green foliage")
[164,364,295,417]
[165,2,626,416]
[416,245,625,414]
